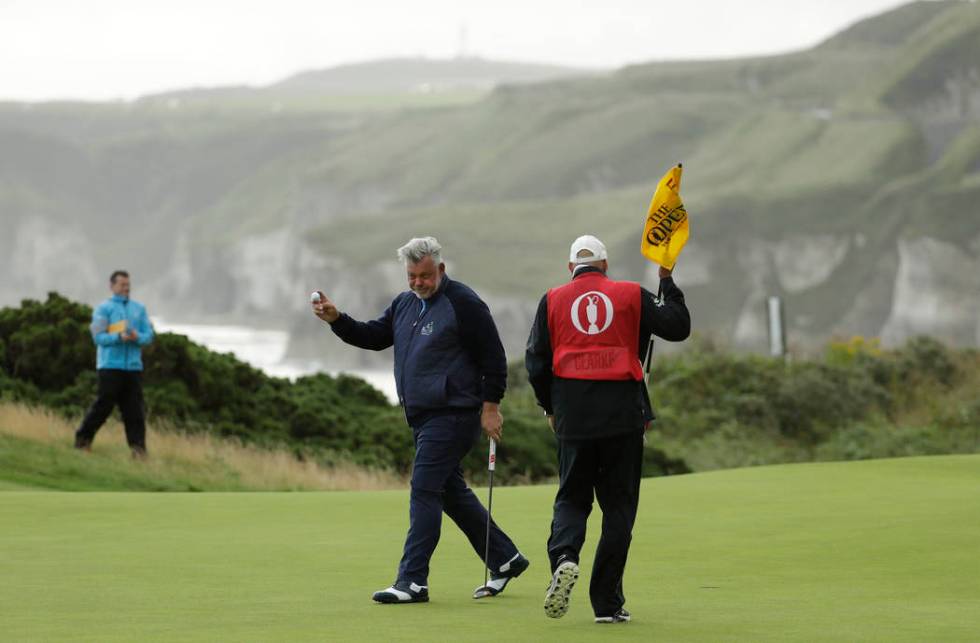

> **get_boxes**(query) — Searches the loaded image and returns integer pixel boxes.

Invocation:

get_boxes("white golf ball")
[310,291,321,303]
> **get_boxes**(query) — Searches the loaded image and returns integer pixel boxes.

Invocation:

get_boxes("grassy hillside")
[272,57,591,93]
[0,403,401,491]
[1,3,978,353]
[1,455,977,641]
[135,57,591,113]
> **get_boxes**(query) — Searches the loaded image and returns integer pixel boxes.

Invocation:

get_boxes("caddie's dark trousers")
[397,410,519,586]
[75,369,146,452]
[547,430,644,617]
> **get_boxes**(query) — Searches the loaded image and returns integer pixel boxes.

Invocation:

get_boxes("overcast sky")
[1,0,913,101]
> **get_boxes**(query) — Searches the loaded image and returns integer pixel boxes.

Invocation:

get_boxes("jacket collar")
[437,273,451,294]
[571,266,607,281]
[111,294,129,303]
[430,273,451,302]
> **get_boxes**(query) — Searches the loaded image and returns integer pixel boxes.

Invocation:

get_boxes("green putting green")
[1,455,977,642]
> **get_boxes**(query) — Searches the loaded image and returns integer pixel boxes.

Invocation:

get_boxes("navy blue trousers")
[397,410,519,585]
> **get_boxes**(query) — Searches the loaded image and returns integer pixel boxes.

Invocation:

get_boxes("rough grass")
[0,403,403,491]
[0,455,977,641]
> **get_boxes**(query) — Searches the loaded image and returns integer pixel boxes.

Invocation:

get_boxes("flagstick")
[644,335,655,384]
[643,282,662,384]
[642,282,662,445]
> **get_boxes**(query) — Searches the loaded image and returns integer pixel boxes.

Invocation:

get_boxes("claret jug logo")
[570,291,614,335]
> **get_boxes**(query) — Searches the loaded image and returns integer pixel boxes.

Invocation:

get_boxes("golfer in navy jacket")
[312,236,528,604]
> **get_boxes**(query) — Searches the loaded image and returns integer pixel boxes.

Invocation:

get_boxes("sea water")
[154,319,398,403]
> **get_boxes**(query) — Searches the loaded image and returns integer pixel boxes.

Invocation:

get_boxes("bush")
[646,336,979,471]
[2,295,976,481]
[0,293,94,391]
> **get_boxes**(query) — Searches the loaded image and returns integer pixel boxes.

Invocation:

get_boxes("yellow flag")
[640,164,689,270]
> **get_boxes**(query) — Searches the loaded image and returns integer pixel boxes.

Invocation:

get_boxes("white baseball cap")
[569,235,608,264]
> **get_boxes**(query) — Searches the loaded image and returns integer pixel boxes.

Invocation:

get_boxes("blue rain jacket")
[90,294,155,371]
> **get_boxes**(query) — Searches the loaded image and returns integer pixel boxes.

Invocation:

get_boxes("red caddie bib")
[546,272,643,381]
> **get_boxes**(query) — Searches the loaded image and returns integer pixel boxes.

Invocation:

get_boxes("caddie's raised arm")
[641,266,691,344]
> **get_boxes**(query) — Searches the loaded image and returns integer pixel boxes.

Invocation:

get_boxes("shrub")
[2,294,976,481]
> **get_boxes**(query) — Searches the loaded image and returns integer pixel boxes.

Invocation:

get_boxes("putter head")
[473,575,512,599]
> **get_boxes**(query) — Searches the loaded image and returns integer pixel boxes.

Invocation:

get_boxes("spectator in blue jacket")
[74,270,154,457]
[312,236,529,604]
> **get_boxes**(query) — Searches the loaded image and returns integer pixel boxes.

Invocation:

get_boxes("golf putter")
[474,439,496,599]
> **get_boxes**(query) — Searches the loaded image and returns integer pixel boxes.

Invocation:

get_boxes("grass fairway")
[1,456,977,642]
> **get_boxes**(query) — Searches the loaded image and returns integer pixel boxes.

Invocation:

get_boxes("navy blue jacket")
[329,275,507,422]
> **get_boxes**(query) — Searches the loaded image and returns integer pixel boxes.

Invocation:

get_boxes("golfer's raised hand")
[311,291,340,323]
[658,265,673,279]
[481,402,503,441]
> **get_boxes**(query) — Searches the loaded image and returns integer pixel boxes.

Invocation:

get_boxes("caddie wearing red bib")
[526,235,690,624]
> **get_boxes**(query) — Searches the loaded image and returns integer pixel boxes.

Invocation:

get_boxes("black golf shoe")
[595,608,631,624]
[472,552,530,599]
[543,559,579,618]
[371,581,429,604]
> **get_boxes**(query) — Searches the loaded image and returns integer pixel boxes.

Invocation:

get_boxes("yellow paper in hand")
[640,164,689,270]
[107,319,128,334]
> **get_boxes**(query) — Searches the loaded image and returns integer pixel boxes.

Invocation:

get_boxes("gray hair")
[397,236,443,265]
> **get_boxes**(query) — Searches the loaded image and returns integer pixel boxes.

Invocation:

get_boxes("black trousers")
[75,369,146,451]
[547,430,644,617]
